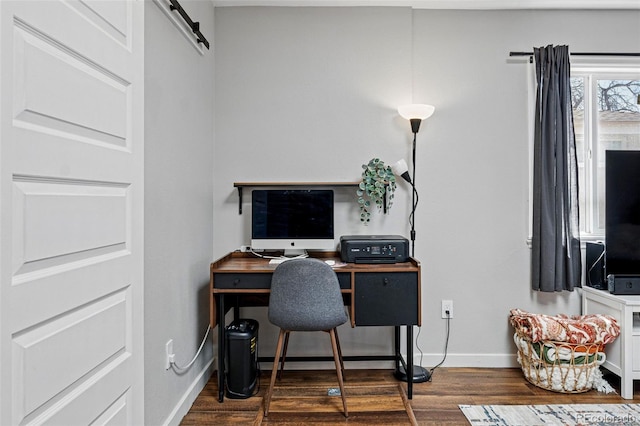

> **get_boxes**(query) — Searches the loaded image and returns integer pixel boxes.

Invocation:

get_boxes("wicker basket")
[513,332,605,393]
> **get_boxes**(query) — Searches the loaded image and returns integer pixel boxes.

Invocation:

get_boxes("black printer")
[339,235,409,264]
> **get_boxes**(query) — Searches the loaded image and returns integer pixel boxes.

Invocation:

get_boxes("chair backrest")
[268,258,348,331]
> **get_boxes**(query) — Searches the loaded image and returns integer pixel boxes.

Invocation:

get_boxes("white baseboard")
[260,360,398,370]
[258,353,519,371]
[163,357,215,426]
[415,353,519,369]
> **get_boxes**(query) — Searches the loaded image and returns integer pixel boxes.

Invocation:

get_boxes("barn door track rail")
[169,0,210,49]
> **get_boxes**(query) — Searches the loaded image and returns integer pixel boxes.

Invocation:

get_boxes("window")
[570,66,640,239]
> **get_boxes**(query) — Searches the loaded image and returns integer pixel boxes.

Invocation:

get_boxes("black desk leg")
[217,294,225,402]
[394,326,400,373]
[407,325,413,399]
[233,296,240,320]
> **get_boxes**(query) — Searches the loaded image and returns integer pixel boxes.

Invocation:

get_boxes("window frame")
[573,65,640,241]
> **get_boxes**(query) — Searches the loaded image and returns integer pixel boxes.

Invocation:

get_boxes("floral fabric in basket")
[509,308,620,393]
[509,308,620,345]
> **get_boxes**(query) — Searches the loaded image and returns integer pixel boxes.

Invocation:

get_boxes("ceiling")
[211,0,640,9]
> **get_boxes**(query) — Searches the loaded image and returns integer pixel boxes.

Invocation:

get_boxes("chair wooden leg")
[334,328,345,381]
[264,329,287,417]
[277,331,290,380]
[329,328,348,418]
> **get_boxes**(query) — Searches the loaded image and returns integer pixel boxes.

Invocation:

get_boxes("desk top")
[583,285,640,306]
[210,251,420,274]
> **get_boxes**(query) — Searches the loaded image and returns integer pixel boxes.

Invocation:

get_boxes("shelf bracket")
[237,186,243,214]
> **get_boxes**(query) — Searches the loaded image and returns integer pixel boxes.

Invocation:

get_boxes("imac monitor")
[251,189,335,255]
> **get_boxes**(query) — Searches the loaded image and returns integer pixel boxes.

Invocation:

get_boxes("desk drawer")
[215,272,349,290]
[215,273,272,289]
[354,272,418,326]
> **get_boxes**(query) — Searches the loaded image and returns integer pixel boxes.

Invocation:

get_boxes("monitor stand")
[283,248,308,258]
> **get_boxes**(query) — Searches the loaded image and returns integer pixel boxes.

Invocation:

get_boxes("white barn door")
[0,1,144,424]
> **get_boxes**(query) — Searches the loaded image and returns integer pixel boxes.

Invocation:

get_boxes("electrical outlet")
[441,300,453,319]
[165,339,174,370]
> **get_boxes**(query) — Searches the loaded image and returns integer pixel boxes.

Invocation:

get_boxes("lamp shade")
[397,104,435,121]
[392,159,412,183]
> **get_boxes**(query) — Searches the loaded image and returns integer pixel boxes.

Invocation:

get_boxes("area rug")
[460,404,640,426]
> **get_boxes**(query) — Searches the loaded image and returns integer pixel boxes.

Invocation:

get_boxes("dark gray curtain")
[531,45,582,292]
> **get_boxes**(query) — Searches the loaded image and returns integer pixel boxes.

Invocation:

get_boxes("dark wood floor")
[181,367,639,425]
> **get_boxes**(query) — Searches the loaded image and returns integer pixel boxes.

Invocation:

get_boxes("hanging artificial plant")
[357,158,397,224]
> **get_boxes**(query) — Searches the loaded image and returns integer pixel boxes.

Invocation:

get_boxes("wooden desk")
[210,251,422,402]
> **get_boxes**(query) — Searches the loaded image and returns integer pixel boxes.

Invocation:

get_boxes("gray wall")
[214,6,419,362]
[412,8,640,366]
[213,6,640,370]
[144,2,215,425]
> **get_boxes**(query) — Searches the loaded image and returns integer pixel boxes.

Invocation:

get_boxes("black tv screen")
[606,150,640,275]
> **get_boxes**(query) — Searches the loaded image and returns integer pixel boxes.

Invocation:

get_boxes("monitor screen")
[606,150,640,274]
[251,189,335,255]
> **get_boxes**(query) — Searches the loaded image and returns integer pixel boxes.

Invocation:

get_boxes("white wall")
[213,6,640,370]
[144,2,215,425]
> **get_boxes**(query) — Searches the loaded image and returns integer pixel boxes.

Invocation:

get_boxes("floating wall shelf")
[233,181,360,214]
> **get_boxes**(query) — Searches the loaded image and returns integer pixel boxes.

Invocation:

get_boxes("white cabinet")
[582,286,640,399]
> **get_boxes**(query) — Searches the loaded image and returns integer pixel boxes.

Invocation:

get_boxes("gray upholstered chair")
[263,258,348,417]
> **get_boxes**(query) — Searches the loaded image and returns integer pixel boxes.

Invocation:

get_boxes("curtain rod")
[168,0,210,49]
[510,51,640,57]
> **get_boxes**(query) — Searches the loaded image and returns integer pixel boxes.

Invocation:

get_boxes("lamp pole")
[410,130,417,258]
[394,105,435,384]
[398,107,434,257]
[408,117,421,258]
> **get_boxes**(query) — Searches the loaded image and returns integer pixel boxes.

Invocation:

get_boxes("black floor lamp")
[396,104,435,258]
[393,103,435,384]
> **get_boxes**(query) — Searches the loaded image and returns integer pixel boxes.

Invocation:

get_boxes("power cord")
[170,325,211,372]
[427,311,451,381]
[416,325,425,370]
[587,247,606,287]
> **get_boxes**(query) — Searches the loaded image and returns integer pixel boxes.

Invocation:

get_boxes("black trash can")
[225,319,259,399]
